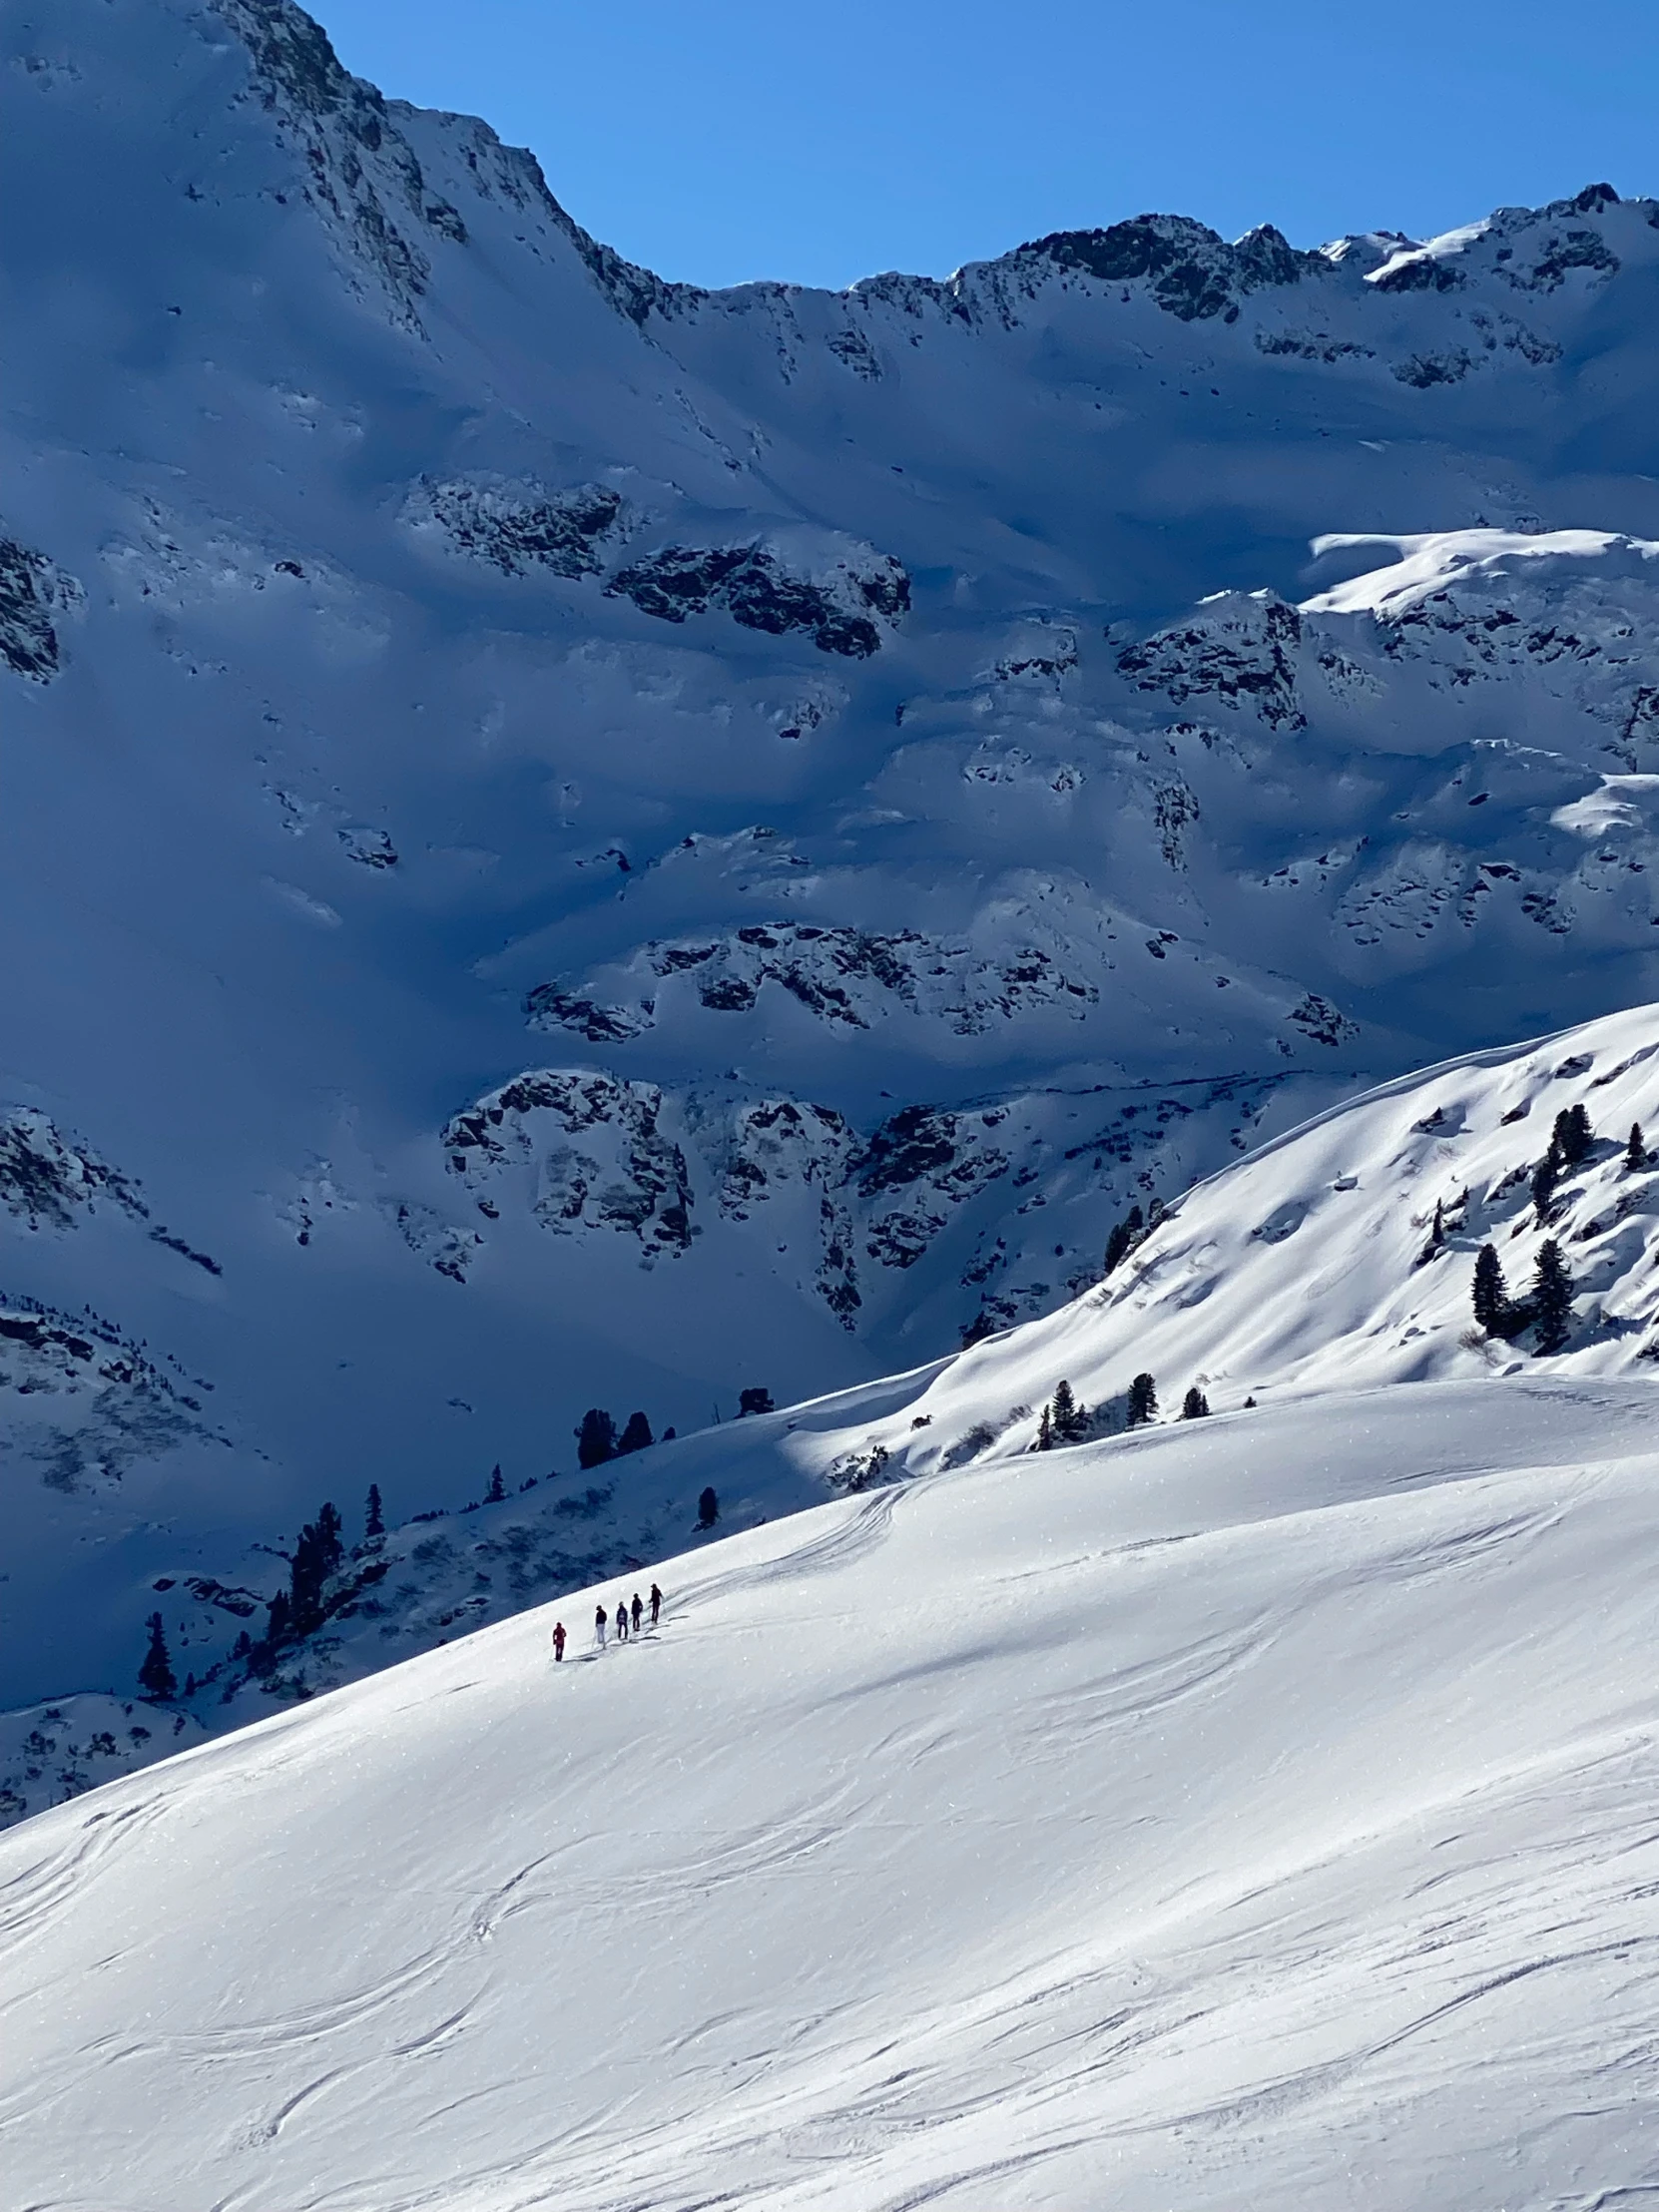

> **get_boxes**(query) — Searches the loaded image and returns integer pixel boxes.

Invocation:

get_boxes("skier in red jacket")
[551,1621,566,1662]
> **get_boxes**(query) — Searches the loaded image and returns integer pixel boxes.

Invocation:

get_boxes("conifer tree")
[1126,1373,1158,1427]
[1034,1403,1053,1451]
[575,1408,618,1469]
[364,1482,384,1539]
[1415,1197,1448,1268]
[1531,1147,1561,1220]
[287,1501,344,1637]
[697,1485,719,1527]
[1554,1104,1593,1166]
[1628,1122,1646,1172]
[1050,1379,1088,1444]
[1531,1240,1574,1355]
[138,1612,176,1701]
[1103,1204,1145,1277]
[616,1411,655,1454]
[1180,1386,1211,1419]
[484,1464,506,1503]
[738,1387,775,1417]
[1471,1244,1509,1334]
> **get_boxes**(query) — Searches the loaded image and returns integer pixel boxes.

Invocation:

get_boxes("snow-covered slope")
[8,1376,1659,2209]
[13,0,1659,1761]
[14,994,1659,1826]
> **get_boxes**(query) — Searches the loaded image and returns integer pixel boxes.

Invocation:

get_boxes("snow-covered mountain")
[9,1373,1659,2209]
[13,996,1659,1823]
[12,0,1659,1771]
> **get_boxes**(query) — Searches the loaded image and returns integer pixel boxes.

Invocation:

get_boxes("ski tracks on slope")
[666,1484,906,1621]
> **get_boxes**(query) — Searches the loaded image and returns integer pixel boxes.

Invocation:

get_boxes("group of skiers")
[549,1582,662,1660]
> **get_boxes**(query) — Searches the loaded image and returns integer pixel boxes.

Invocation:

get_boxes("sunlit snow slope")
[6,1378,1659,2209]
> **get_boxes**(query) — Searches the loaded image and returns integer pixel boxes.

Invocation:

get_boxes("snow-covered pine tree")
[1034,1403,1053,1451]
[575,1408,618,1468]
[364,1481,384,1539]
[1471,1244,1509,1334]
[1126,1373,1158,1427]
[138,1613,176,1701]
[1531,1240,1574,1355]
[1102,1204,1144,1277]
[1628,1122,1646,1171]
[1180,1385,1210,1418]
[484,1464,506,1503]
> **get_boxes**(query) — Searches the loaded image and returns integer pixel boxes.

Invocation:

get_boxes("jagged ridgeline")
[9,0,1659,1798]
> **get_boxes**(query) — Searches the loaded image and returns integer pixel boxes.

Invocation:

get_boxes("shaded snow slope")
[13,0,1659,1752]
[8,1379,1659,2209]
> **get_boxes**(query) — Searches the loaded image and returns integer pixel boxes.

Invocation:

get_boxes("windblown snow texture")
[8,1379,1659,2210]
[9,0,1659,1763]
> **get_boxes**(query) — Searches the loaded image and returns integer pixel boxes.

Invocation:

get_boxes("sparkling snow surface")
[5,1378,1659,2208]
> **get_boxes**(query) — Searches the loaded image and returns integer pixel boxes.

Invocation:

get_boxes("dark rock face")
[1288,994,1361,1048]
[1519,228,1620,291]
[0,535,76,682]
[1023,215,1320,321]
[855,1105,1010,1271]
[523,988,654,1044]
[416,480,625,579]
[0,1113,145,1230]
[855,1105,963,1199]
[1392,349,1473,388]
[443,1072,694,1257]
[529,923,1098,1041]
[213,0,436,312]
[607,543,908,658]
[1117,598,1305,728]
[1372,255,1465,294]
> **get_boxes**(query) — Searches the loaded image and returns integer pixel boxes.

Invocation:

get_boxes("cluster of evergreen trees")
[1103,1199,1168,1279]
[575,1407,664,1467]
[1472,1240,1574,1354]
[265,1500,345,1645]
[1531,1104,1594,1219]
[1030,1371,1211,1449]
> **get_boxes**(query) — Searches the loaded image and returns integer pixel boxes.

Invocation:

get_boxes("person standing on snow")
[552,1621,566,1662]
[595,1604,607,1649]
[615,1600,629,1643]
[631,1592,643,1635]
[650,1583,662,1627]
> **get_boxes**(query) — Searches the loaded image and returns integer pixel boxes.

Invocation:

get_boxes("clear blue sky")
[316,0,1659,290]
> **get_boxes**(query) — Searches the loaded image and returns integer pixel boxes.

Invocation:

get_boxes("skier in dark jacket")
[631,1592,643,1634]
[595,1604,607,1649]
[615,1600,629,1643]
[650,1583,662,1627]
[552,1621,566,1662]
